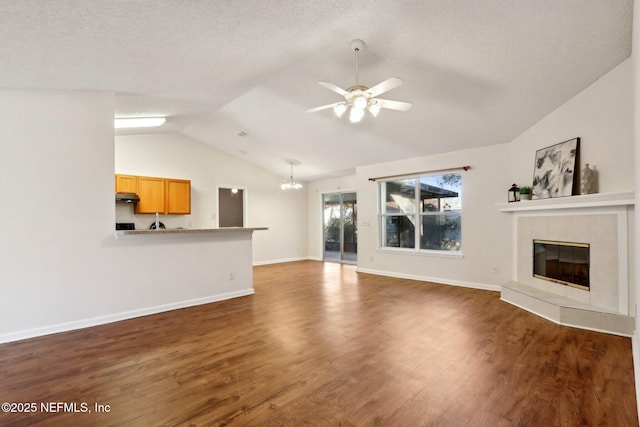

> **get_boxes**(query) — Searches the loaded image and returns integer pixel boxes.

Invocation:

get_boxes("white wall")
[355,144,511,290]
[508,58,634,193]
[115,133,308,264]
[0,90,260,343]
[0,90,116,340]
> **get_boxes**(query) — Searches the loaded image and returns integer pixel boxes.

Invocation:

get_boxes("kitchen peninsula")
[115,226,267,238]
[103,226,269,342]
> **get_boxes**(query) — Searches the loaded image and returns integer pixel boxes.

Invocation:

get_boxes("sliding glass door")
[323,192,357,263]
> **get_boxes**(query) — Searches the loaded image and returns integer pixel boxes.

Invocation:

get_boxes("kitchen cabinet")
[116,174,191,215]
[166,179,191,214]
[115,174,137,193]
[135,176,166,214]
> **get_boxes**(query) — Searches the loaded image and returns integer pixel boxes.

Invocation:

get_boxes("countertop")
[115,227,268,238]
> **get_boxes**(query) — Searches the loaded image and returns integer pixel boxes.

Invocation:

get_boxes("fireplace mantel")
[496,191,634,212]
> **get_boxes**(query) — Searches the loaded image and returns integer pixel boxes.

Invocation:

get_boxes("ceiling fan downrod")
[350,39,366,91]
[354,46,360,87]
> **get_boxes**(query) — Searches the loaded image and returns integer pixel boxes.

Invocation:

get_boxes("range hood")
[115,192,140,203]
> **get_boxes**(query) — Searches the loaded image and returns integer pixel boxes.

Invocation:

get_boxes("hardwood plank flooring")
[0,260,636,426]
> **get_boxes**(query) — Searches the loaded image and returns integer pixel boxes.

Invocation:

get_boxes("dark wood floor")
[0,260,636,426]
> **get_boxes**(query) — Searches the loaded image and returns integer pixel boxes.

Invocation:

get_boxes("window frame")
[377,172,463,258]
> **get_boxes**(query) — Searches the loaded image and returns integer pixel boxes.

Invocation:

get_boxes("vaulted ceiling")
[0,1,633,180]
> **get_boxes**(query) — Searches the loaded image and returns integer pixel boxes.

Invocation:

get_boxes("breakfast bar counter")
[105,226,269,326]
[114,227,268,238]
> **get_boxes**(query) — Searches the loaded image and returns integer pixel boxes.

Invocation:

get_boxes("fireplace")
[533,240,589,290]
[498,192,634,335]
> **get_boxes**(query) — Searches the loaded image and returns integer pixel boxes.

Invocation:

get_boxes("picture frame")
[532,137,580,199]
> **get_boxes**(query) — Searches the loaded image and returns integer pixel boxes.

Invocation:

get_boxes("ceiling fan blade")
[365,77,404,98]
[374,98,413,111]
[317,81,350,97]
[306,102,343,113]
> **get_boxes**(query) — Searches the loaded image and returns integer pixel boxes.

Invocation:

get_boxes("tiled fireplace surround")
[499,192,635,336]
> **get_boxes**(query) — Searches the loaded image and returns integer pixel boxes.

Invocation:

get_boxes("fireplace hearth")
[533,240,589,290]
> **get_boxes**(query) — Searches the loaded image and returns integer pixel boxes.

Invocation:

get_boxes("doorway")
[218,187,245,227]
[323,192,357,263]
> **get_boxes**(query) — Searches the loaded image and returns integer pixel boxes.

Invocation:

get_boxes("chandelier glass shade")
[281,178,303,191]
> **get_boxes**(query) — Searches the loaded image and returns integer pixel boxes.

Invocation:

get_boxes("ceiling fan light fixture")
[307,39,412,123]
[349,107,365,123]
[333,103,347,118]
[352,95,368,110]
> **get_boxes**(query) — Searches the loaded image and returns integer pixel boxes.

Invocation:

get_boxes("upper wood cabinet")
[136,176,166,214]
[115,174,137,193]
[115,174,191,215]
[166,179,191,215]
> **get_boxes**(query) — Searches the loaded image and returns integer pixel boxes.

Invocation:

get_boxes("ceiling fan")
[307,39,412,123]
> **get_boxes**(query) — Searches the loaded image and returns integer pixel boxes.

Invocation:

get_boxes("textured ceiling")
[0,0,633,180]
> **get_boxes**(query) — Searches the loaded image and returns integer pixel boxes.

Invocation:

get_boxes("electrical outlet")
[229,272,234,280]
[491,266,498,274]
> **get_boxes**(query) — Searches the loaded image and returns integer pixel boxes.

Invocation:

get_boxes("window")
[379,173,462,253]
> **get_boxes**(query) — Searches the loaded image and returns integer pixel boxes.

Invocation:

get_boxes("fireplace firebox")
[533,240,590,290]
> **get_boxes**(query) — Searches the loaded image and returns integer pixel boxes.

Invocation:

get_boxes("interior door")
[323,192,357,263]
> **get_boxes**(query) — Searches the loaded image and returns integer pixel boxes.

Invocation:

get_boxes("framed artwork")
[532,137,579,199]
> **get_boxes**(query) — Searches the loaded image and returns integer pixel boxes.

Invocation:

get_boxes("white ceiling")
[0,1,633,180]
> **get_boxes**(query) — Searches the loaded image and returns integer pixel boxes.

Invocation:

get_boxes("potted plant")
[519,186,532,200]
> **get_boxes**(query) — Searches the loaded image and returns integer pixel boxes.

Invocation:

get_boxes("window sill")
[377,247,464,259]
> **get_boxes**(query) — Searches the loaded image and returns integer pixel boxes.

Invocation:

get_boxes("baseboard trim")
[355,267,501,292]
[0,288,255,344]
[253,257,309,266]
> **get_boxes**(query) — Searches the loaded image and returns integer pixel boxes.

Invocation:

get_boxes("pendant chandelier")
[281,159,303,190]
